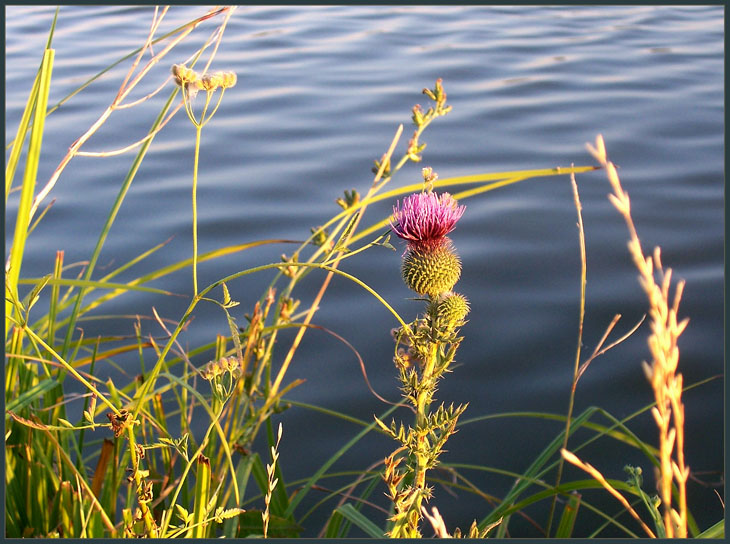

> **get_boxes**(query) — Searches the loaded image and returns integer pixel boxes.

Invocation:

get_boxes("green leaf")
[5,47,54,340]
[555,492,581,538]
[6,378,58,413]
[331,211,360,253]
[223,455,256,538]
[324,509,344,538]
[697,519,724,538]
[334,503,385,538]
[22,274,51,314]
[174,504,190,525]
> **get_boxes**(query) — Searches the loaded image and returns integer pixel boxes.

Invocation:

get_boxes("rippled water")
[6,5,723,536]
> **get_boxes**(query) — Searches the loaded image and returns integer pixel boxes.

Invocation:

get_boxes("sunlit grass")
[5,6,722,539]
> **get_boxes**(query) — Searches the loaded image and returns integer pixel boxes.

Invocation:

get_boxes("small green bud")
[435,292,470,328]
[372,157,391,178]
[422,87,437,101]
[279,296,300,322]
[402,239,461,297]
[281,253,298,278]
[406,131,425,162]
[310,226,331,248]
[336,189,360,210]
[412,104,425,126]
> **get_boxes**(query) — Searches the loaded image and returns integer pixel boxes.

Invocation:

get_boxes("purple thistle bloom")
[390,191,465,245]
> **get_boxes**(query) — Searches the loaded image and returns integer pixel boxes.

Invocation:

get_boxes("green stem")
[192,125,202,296]
[546,172,587,536]
[414,342,438,533]
[201,88,225,126]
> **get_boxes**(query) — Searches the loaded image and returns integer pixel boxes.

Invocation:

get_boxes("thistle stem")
[395,341,439,538]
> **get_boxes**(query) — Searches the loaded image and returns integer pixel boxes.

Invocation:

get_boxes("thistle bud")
[434,292,470,328]
[402,239,461,297]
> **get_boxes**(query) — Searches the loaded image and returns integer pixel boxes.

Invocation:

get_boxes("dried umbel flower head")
[199,72,221,91]
[390,191,465,248]
[220,70,237,89]
[171,63,199,87]
[201,356,240,381]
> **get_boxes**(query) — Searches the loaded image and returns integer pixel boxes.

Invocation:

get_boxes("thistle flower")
[391,191,465,297]
[390,191,465,248]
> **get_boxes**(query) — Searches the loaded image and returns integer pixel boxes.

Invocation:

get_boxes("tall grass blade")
[554,492,581,537]
[5,378,57,413]
[4,8,56,195]
[324,509,345,538]
[46,250,63,350]
[90,439,114,498]
[6,48,54,339]
[188,454,212,538]
[333,503,385,538]
[222,455,256,537]
[697,519,724,538]
[5,70,39,199]
[60,90,179,363]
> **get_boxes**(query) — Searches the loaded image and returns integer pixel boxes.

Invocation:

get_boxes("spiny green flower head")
[402,238,461,297]
[390,191,465,249]
[435,292,470,326]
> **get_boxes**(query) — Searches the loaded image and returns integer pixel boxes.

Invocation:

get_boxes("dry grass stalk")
[561,449,656,537]
[586,134,689,538]
[421,506,451,538]
[263,422,283,538]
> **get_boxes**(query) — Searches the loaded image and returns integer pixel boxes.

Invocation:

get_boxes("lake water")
[5,5,724,537]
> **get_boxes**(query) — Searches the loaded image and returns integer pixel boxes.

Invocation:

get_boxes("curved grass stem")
[192,125,202,296]
[546,171,587,536]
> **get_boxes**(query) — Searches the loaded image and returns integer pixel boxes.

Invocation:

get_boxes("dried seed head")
[199,73,220,91]
[221,71,237,89]
[171,64,199,87]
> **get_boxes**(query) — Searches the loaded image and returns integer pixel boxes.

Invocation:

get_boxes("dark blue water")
[6,6,723,537]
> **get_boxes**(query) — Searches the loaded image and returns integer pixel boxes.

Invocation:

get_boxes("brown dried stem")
[28,7,234,224]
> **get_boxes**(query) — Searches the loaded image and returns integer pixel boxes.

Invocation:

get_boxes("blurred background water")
[5,5,723,537]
